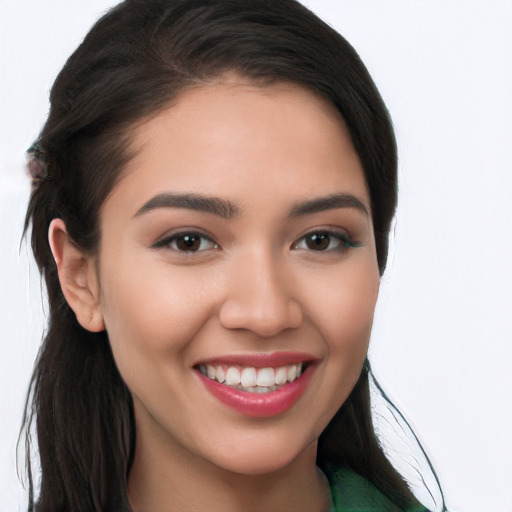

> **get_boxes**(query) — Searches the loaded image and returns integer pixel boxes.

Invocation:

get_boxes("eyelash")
[292,229,359,253]
[152,231,219,252]
[152,229,358,254]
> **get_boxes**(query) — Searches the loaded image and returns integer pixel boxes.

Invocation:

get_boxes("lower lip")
[197,365,314,418]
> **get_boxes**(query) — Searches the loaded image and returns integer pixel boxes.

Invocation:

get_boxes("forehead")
[105,77,369,218]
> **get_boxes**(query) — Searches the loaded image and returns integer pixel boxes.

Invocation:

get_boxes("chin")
[208,436,316,477]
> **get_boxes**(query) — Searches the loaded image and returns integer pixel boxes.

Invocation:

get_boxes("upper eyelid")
[151,225,356,248]
[293,226,353,242]
[292,227,359,251]
[152,228,218,248]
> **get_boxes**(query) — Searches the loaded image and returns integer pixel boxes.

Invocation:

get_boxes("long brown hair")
[21,1,441,510]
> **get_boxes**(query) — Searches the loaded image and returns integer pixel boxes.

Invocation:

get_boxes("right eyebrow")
[288,193,370,218]
[133,192,240,220]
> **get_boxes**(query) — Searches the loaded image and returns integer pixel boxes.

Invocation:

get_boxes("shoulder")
[326,466,430,512]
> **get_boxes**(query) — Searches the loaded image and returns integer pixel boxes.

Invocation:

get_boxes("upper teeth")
[199,363,304,390]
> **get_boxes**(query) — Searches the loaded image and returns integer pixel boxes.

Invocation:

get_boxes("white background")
[1,1,511,511]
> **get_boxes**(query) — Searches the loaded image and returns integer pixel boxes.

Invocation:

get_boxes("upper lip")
[193,351,319,368]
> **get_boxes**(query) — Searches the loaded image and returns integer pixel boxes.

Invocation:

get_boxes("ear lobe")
[48,219,105,333]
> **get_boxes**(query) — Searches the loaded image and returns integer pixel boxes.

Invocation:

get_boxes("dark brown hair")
[21,1,441,510]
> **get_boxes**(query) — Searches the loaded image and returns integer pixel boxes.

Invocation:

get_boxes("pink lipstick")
[194,352,317,418]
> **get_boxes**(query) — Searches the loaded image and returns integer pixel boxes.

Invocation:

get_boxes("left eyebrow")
[288,193,370,218]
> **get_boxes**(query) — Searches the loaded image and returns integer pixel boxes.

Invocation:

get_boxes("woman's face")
[96,77,380,476]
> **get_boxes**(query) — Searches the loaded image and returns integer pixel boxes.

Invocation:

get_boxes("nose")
[219,250,303,337]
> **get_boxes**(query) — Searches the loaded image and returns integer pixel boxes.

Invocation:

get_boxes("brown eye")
[176,234,202,251]
[153,232,219,252]
[293,230,355,252]
[305,232,330,251]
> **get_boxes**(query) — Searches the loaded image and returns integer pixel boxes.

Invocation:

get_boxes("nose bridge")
[219,247,303,336]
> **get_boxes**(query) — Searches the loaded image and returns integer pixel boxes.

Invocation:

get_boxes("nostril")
[219,296,303,336]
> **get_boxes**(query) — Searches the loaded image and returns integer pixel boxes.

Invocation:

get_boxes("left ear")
[48,218,105,333]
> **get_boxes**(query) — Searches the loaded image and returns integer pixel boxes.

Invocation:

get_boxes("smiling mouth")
[196,362,311,393]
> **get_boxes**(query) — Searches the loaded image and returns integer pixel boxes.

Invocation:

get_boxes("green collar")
[327,466,430,512]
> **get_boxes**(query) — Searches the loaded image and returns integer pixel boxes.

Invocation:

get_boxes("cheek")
[310,258,379,349]
[306,257,379,396]
[329,284,377,351]
[98,256,217,380]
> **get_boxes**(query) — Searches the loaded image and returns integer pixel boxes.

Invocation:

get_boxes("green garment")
[327,467,430,512]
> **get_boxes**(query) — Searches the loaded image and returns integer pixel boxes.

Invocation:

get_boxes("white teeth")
[287,364,297,382]
[275,366,287,385]
[206,364,216,380]
[255,386,274,393]
[225,367,241,386]
[241,367,257,388]
[256,367,275,387]
[216,366,226,383]
[199,362,306,391]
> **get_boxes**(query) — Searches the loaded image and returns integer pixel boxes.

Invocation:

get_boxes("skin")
[50,76,380,512]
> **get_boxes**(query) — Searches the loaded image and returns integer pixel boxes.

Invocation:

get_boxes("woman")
[21,0,444,510]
